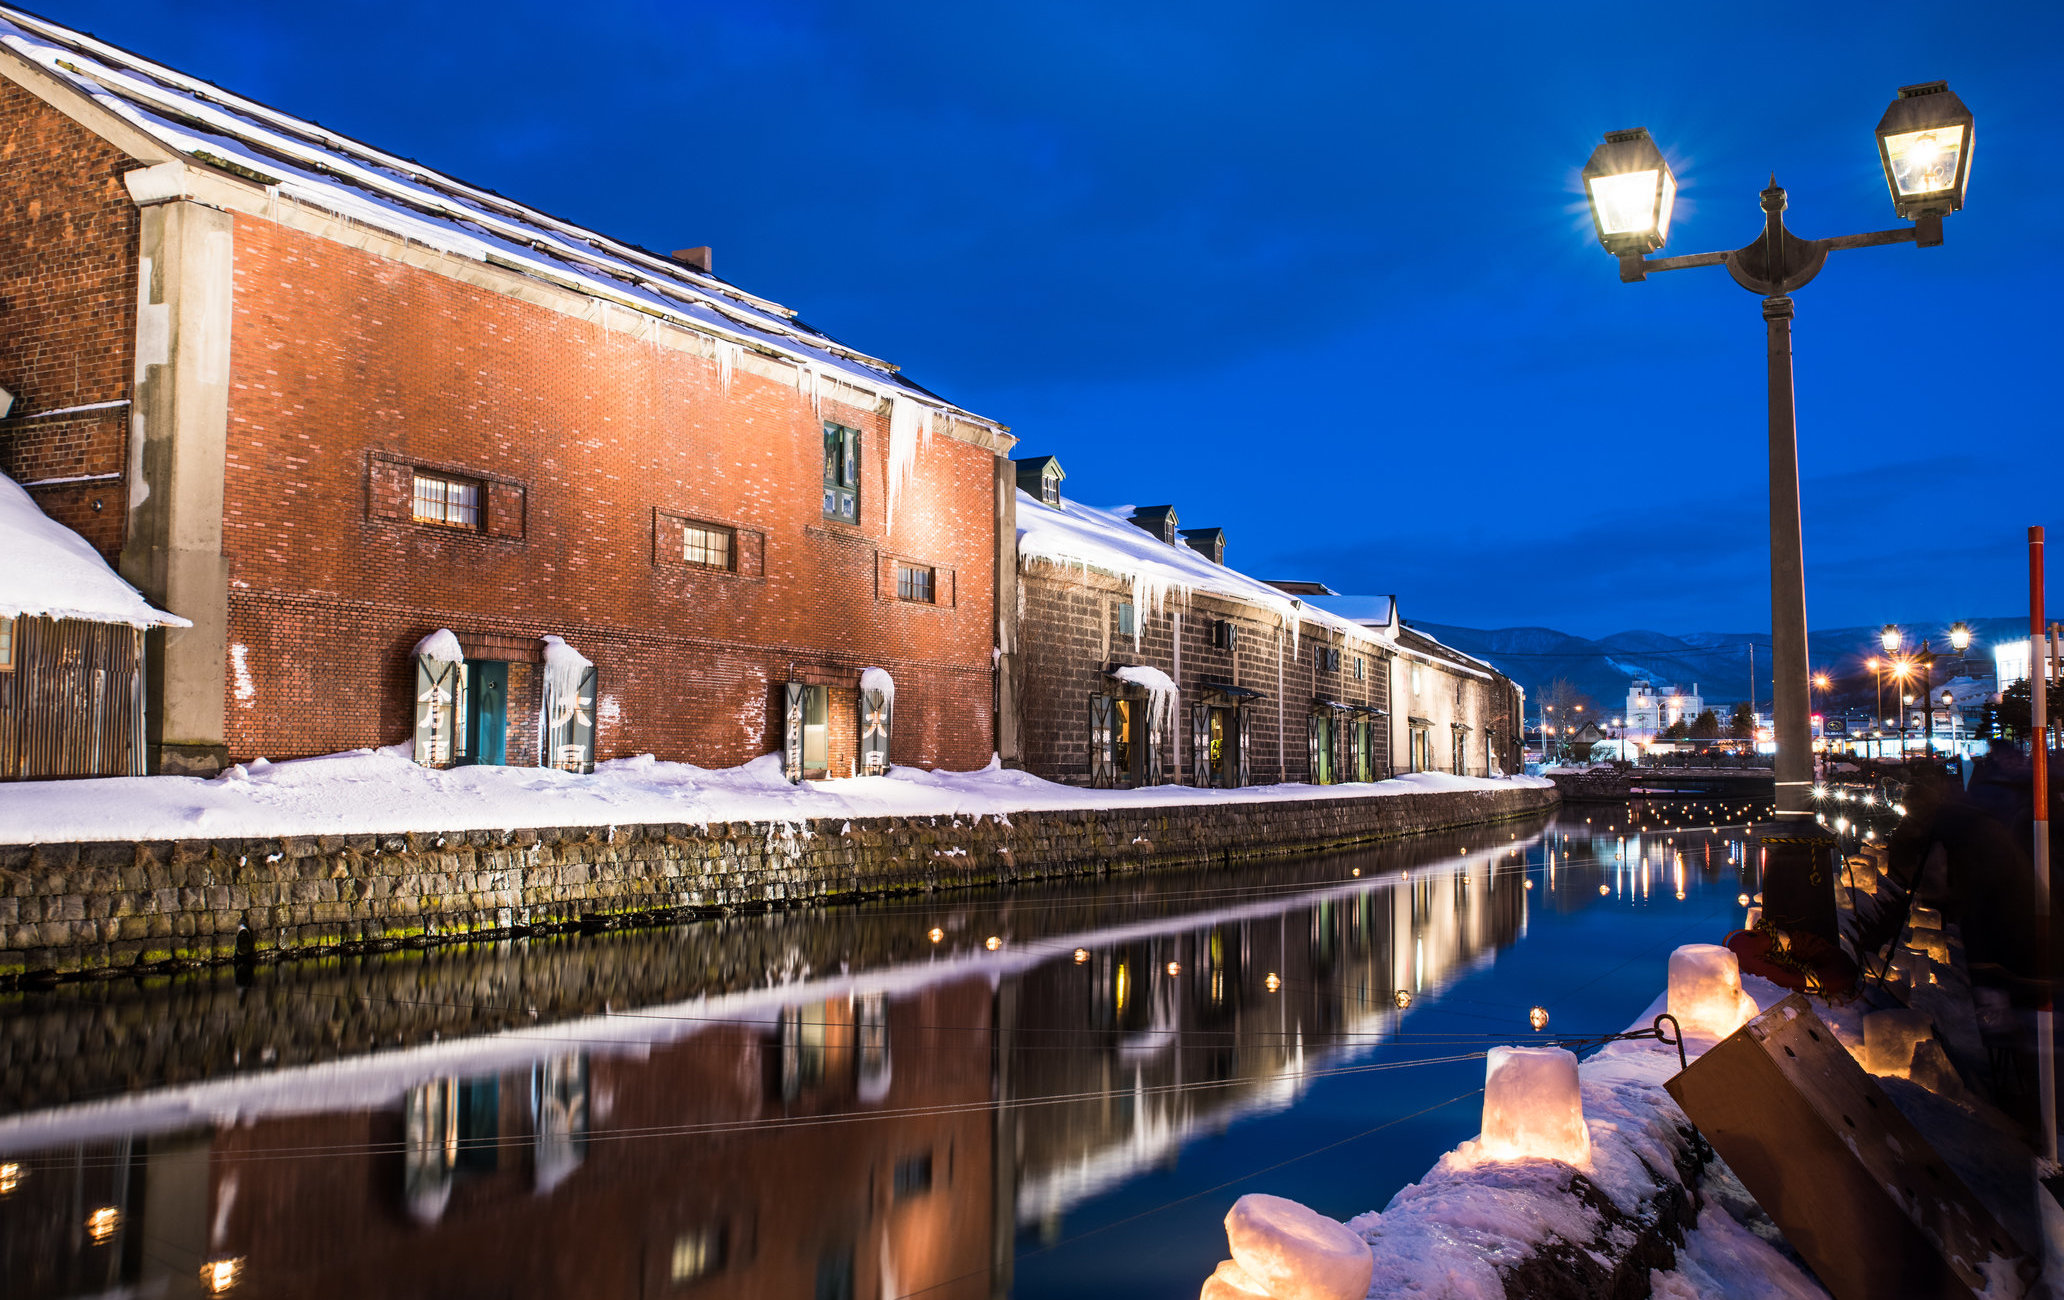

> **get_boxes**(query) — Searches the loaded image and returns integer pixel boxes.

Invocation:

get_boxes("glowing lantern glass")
[1582,128,1676,255]
[1875,82,1974,218]
[1880,624,1902,654]
[1949,621,1972,652]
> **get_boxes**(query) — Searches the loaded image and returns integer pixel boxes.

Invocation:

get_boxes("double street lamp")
[1581,82,1973,949]
[1880,621,1972,758]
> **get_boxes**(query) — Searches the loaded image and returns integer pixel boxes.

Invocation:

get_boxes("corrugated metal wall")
[0,615,146,780]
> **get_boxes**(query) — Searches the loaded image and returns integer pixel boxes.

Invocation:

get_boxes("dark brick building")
[1006,456,1523,787]
[0,7,1013,779]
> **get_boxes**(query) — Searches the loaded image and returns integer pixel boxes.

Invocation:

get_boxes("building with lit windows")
[1624,679,1702,741]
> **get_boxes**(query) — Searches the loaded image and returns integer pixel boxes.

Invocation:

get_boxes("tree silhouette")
[1728,701,1756,740]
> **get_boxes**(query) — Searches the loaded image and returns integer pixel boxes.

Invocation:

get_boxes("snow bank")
[0,470,188,628]
[1206,1194,1372,1300]
[0,746,1553,845]
[1347,973,1830,1298]
[411,628,464,664]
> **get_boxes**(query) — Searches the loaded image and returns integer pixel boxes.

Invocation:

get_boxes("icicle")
[886,394,925,538]
[714,339,739,395]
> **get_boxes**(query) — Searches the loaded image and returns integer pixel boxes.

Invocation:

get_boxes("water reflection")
[0,809,1762,1298]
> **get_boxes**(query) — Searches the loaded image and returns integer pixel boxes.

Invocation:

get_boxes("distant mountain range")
[1399,618,2027,711]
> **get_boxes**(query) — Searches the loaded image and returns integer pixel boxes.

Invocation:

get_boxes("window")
[893,1153,933,1199]
[1411,664,1424,693]
[1040,469,1061,505]
[680,521,734,571]
[1353,656,1365,681]
[671,1224,727,1285]
[0,615,13,672]
[412,471,481,529]
[896,563,935,603]
[1117,601,1135,637]
[1112,697,1136,781]
[822,422,860,523]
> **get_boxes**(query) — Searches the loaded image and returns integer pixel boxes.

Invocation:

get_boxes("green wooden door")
[468,661,508,765]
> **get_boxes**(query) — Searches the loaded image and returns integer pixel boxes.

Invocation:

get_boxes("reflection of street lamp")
[1612,716,1626,763]
[1581,81,1974,948]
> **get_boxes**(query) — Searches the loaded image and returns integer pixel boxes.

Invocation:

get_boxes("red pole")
[2033,525,2053,1162]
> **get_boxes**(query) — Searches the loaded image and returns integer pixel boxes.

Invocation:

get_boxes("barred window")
[896,563,935,604]
[680,521,735,571]
[412,472,481,529]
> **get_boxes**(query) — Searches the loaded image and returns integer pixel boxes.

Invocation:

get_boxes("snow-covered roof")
[1016,491,1384,646]
[0,472,188,628]
[1307,593,1396,628]
[0,6,999,433]
[1395,624,1500,681]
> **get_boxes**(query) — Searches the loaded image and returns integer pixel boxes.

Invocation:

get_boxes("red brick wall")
[0,77,137,558]
[220,218,996,770]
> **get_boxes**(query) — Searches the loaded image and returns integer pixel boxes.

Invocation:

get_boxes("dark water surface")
[0,799,1769,1299]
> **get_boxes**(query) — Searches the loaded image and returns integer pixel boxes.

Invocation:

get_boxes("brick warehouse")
[1006,455,1525,787]
[0,8,1014,779]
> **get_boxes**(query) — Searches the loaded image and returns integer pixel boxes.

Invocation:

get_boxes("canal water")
[0,799,1769,1299]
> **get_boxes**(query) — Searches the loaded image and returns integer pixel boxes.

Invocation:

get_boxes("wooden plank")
[1665,995,2032,1300]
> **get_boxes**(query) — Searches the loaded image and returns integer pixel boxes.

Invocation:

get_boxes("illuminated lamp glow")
[1883,126,1965,196]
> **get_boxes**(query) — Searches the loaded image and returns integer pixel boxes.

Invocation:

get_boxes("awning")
[1311,697,1384,715]
[1408,716,1434,728]
[1201,681,1266,702]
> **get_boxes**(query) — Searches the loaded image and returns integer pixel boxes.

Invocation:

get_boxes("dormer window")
[1012,455,1066,506]
[1180,527,1225,565]
[1128,505,1179,544]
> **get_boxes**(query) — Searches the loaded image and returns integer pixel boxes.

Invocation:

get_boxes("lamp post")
[1581,82,1972,952]
[1865,656,1882,757]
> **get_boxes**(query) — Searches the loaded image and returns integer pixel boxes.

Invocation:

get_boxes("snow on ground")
[1347,972,1832,1299]
[0,470,187,627]
[0,746,1552,844]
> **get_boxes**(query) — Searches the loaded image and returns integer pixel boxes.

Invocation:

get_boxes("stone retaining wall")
[0,784,1556,979]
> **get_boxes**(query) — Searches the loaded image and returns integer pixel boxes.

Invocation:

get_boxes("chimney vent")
[671,246,713,273]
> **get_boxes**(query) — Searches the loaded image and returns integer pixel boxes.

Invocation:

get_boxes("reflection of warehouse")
[1002,847,1528,1230]
[0,979,1003,1300]
[0,837,1551,1298]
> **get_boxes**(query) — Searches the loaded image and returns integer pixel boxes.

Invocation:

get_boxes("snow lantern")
[1479,1046,1588,1165]
[1667,943,1759,1039]
[1206,1193,1373,1300]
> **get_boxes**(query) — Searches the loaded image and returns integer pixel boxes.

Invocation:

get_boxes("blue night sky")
[42,0,2064,637]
